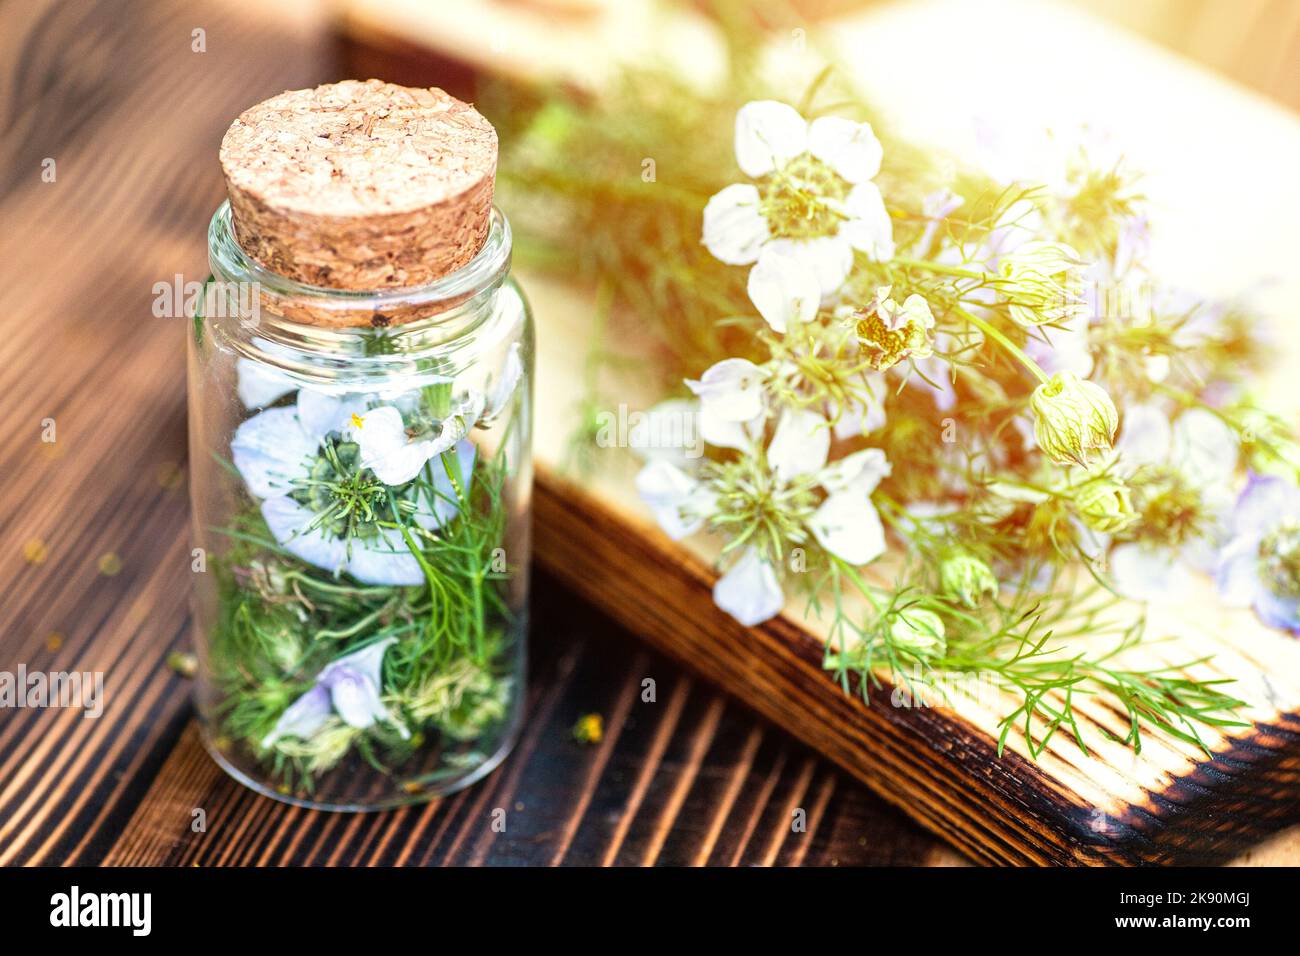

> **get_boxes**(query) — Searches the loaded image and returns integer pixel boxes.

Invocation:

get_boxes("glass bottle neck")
[205,201,514,390]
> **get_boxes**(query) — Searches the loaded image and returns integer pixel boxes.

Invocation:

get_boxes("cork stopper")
[219,80,498,325]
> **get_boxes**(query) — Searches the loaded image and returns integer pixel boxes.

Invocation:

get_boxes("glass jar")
[188,200,532,810]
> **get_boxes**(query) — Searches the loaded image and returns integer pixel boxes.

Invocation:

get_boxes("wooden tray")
[343,0,1300,864]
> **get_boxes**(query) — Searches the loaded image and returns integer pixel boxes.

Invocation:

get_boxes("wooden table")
[0,0,949,868]
[7,0,1300,868]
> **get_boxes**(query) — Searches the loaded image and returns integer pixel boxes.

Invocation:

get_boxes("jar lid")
[219,80,497,297]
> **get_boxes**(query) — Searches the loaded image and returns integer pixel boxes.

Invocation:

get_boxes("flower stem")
[892,256,990,281]
[954,306,1050,385]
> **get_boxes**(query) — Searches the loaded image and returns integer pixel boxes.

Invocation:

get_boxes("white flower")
[232,389,474,586]
[1108,404,1238,600]
[703,100,893,297]
[262,637,408,747]
[713,547,785,626]
[636,398,890,627]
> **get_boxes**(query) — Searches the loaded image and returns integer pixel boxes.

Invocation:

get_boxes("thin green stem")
[954,305,1050,384]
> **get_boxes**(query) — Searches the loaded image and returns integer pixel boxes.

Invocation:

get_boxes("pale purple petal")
[262,684,331,747]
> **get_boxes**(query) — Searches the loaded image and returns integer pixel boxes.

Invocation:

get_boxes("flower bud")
[998,240,1087,326]
[939,552,999,608]
[1074,476,1137,534]
[1030,372,1119,467]
[888,607,947,660]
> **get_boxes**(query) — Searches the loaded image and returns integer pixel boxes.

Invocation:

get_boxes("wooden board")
[0,0,953,869]
[338,0,1300,863]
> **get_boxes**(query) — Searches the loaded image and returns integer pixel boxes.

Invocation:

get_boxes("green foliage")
[208,444,517,794]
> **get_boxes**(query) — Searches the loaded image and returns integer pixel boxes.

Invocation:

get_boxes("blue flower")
[1215,473,1300,633]
[262,637,408,747]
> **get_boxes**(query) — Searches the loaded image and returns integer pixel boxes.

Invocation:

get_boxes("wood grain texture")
[0,0,941,869]
[100,594,940,867]
[532,471,1300,865]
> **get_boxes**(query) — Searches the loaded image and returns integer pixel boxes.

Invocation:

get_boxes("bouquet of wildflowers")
[500,60,1300,754]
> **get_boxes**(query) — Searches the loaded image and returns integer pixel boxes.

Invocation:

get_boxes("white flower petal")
[236,358,295,410]
[838,182,895,260]
[713,547,784,626]
[1172,408,1237,488]
[900,294,936,330]
[809,493,886,565]
[231,406,317,499]
[767,408,830,483]
[350,405,443,486]
[685,358,765,421]
[485,343,524,422]
[297,389,370,444]
[344,527,425,586]
[747,248,820,333]
[1230,473,1300,539]
[261,496,348,575]
[700,403,758,452]
[807,115,883,184]
[819,448,891,496]
[320,637,407,736]
[734,100,808,178]
[762,236,854,298]
[1213,535,1258,606]
[702,184,769,265]
[636,460,712,540]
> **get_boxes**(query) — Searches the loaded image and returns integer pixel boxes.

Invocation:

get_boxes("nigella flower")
[1107,403,1237,599]
[702,100,894,296]
[1215,474,1300,633]
[232,388,475,586]
[851,285,936,371]
[637,402,891,626]
[263,637,408,747]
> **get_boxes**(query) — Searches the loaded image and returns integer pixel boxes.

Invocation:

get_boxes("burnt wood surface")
[0,0,943,869]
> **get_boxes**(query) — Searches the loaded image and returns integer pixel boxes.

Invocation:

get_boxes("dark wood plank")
[102,581,940,866]
[0,0,328,867]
